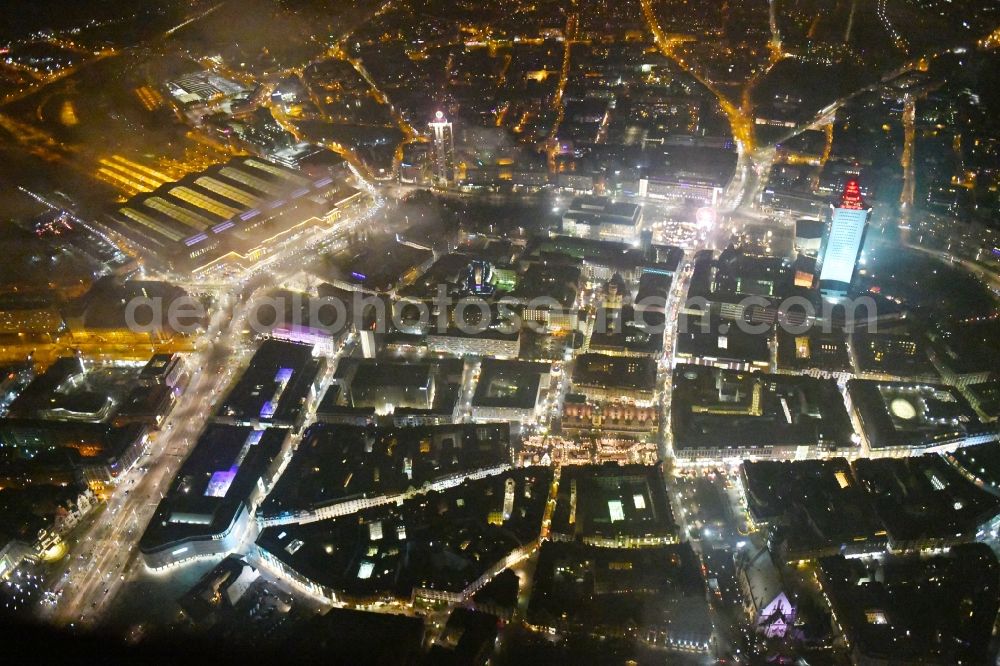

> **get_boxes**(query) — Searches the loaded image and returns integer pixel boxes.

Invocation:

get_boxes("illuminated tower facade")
[428,111,455,186]
[819,179,871,298]
[502,477,516,520]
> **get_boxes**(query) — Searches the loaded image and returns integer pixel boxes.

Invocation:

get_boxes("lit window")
[865,610,888,625]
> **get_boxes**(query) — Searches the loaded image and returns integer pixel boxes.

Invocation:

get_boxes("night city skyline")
[1,0,1000,664]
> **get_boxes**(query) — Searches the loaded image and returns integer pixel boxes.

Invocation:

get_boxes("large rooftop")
[507,262,581,307]
[564,196,641,224]
[216,340,322,427]
[776,327,852,374]
[0,356,172,476]
[550,464,677,545]
[946,441,1000,495]
[818,545,999,664]
[107,157,360,272]
[527,540,711,645]
[852,330,938,379]
[847,379,996,452]
[140,426,287,556]
[257,467,552,601]
[741,459,885,559]
[674,312,770,368]
[330,234,434,293]
[672,364,855,453]
[587,306,664,357]
[571,354,657,393]
[926,316,1000,377]
[259,422,511,519]
[472,359,550,410]
[852,455,1000,547]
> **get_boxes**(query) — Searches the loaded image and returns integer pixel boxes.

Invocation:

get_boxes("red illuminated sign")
[839,179,865,210]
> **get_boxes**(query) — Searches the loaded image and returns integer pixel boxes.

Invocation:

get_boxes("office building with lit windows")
[818,179,871,298]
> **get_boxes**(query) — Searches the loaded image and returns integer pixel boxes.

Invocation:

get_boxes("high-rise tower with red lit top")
[819,178,872,298]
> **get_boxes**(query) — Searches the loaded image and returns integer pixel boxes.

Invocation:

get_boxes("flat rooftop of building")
[818,545,999,664]
[115,382,173,420]
[688,250,794,302]
[139,426,287,556]
[672,364,855,452]
[280,607,425,665]
[260,422,511,519]
[0,356,167,460]
[588,307,664,357]
[393,385,463,421]
[965,379,1000,419]
[528,235,636,263]
[507,262,581,307]
[794,218,825,239]
[649,244,684,274]
[847,379,995,451]
[216,339,321,425]
[565,196,640,223]
[139,354,180,383]
[428,324,521,343]
[456,237,520,266]
[528,235,681,276]
[107,157,360,272]
[571,353,657,393]
[526,540,711,642]
[740,459,884,555]
[472,359,549,410]
[331,235,433,293]
[397,252,475,299]
[550,463,677,542]
[674,312,771,367]
[776,327,852,374]
[852,455,1000,545]
[351,360,434,391]
[946,441,1000,495]
[926,316,1000,376]
[0,417,146,472]
[6,357,91,419]
[324,358,464,419]
[852,331,938,378]
[257,467,552,600]
[634,271,672,310]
